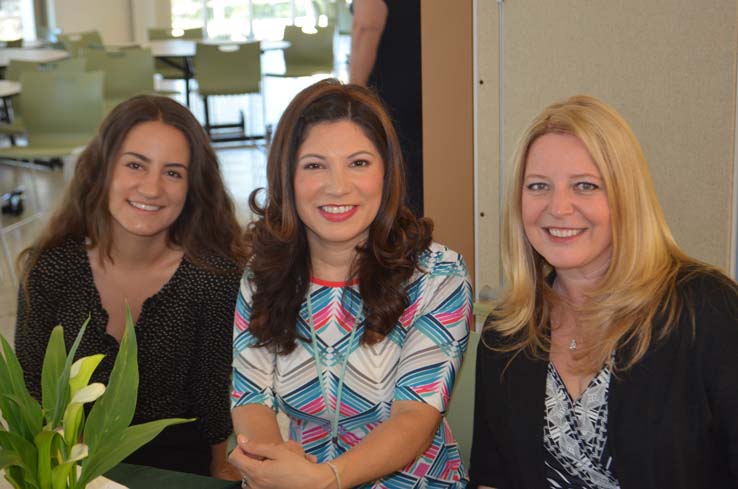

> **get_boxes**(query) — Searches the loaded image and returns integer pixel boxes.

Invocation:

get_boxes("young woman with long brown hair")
[15,95,246,479]
[229,80,472,488]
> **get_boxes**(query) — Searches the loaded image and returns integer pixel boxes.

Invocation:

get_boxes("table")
[145,39,289,107]
[105,464,240,489]
[0,48,68,68]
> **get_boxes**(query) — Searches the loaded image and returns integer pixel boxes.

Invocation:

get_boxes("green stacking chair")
[0,70,104,162]
[85,48,161,112]
[194,41,265,142]
[59,30,103,56]
[269,24,335,77]
[446,330,481,470]
[0,57,87,139]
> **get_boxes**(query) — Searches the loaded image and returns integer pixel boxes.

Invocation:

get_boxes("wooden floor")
[0,40,350,344]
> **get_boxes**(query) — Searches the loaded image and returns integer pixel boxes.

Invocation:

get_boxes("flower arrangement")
[0,310,191,488]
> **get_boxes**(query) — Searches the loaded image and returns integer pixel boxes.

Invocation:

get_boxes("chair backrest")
[85,48,155,101]
[445,330,480,470]
[6,57,86,82]
[148,26,204,41]
[59,30,103,56]
[194,42,261,96]
[6,57,87,117]
[18,70,105,148]
[282,24,335,75]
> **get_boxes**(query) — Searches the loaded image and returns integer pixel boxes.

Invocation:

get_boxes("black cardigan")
[470,271,738,489]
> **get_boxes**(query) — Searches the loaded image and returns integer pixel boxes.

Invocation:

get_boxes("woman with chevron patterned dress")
[470,95,738,488]
[229,79,472,489]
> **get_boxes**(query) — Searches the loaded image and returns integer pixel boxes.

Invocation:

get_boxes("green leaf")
[0,450,22,470]
[0,336,43,437]
[0,430,38,485]
[41,327,67,421]
[68,354,105,398]
[82,310,137,454]
[3,468,24,489]
[50,317,91,429]
[4,395,44,444]
[51,460,76,489]
[34,430,58,489]
[77,417,193,487]
[62,403,84,446]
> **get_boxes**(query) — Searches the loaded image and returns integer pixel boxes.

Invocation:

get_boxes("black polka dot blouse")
[15,237,242,475]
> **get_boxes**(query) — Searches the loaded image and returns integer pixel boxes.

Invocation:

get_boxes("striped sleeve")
[231,271,277,410]
[394,245,473,413]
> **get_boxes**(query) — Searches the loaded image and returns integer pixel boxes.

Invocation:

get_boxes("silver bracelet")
[325,461,342,489]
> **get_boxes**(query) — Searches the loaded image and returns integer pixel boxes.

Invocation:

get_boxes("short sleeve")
[231,271,278,410]
[393,245,472,413]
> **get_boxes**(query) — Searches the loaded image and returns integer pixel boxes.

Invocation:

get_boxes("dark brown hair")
[246,79,432,353]
[19,95,247,287]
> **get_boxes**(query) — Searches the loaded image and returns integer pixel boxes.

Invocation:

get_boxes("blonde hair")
[490,95,705,373]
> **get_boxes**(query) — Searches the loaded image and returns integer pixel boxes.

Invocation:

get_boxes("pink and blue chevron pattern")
[233,243,472,488]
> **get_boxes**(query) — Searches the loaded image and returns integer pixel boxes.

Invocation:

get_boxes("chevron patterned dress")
[232,243,472,488]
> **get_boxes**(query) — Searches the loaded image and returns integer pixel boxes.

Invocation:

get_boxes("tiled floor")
[0,37,350,345]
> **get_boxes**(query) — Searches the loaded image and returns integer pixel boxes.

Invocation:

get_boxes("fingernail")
[237,434,247,445]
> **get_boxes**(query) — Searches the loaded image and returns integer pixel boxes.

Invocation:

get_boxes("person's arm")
[192,265,244,480]
[232,399,440,488]
[349,0,387,85]
[15,252,60,400]
[699,276,738,483]
[232,404,283,445]
[469,332,505,489]
[210,440,241,480]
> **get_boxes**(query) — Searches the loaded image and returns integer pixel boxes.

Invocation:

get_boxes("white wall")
[51,0,133,44]
[131,0,171,43]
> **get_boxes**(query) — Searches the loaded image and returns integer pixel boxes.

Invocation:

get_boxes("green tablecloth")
[106,464,241,489]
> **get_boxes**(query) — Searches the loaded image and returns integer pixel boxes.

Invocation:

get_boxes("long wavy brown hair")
[19,95,247,290]
[246,79,432,354]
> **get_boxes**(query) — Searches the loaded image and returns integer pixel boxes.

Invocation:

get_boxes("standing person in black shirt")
[351,0,423,216]
[15,95,246,480]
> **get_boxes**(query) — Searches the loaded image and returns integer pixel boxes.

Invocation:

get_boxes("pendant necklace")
[569,338,578,351]
[306,287,363,446]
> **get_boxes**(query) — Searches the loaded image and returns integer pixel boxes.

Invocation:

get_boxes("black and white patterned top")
[15,237,242,475]
[544,362,620,489]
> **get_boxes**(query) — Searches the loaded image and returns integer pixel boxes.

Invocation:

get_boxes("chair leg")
[203,95,211,138]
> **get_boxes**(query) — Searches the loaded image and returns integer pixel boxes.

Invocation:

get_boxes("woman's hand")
[229,435,332,489]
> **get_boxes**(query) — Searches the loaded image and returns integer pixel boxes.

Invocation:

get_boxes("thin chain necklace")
[551,280,579,352]
[305,286,363,446]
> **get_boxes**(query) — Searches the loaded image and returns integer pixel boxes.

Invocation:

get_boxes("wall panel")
[477,0,738,291]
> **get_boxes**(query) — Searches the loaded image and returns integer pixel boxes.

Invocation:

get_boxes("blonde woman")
[470,95,738,488]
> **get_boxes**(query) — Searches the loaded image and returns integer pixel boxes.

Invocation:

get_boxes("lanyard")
[305,287,363,445]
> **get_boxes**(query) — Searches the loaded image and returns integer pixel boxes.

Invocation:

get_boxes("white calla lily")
[69,443,89,462]
[70,383,106,404]
[70,358,83,378]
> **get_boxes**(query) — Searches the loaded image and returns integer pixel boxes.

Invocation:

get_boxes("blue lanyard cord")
[306,288,363,445]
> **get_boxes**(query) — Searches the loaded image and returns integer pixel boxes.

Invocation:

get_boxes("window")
[0,0,35,41]
[171,0,330,41]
